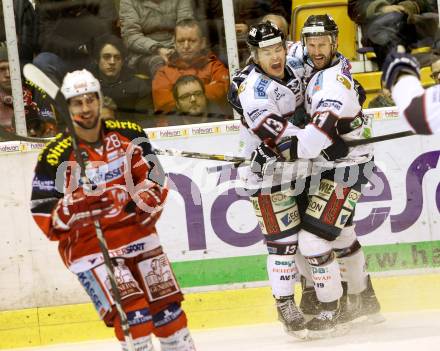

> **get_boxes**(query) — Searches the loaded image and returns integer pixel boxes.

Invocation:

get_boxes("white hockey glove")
[250,142,278,177]
[381,51,420,91]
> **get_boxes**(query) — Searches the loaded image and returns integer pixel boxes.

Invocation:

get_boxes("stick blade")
[23,63,59,100]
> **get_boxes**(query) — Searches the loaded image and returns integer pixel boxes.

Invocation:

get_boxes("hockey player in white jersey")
[381,50,440,134]
[295,15,383,336]
[249,15,383,337]
[228,21,353,339]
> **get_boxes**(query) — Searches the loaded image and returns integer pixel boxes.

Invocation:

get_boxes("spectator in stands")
[119,0,194,77]
[0,45,56,137]
[152,19,229,114]
[431,56,440,84]
[174,75,208,115]
[90,34,152,114]
[348,0,439,66]
[262,13,289,36]
[0,0,37,65]
[193,0,289,66]
[33,0,118,83]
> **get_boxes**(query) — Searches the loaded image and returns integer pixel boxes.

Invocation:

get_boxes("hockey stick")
[154,147,248,163]
[154,130,414,174]
[22,64,136,351]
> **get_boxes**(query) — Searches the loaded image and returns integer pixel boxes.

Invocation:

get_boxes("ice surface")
[4,310,440,351]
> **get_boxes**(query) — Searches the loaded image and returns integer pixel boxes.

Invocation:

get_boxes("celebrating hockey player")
[381,50,440,134]
[244,15,383,338]
[295,15,382,337]
[30,69,196,351]
[228,21,312,339]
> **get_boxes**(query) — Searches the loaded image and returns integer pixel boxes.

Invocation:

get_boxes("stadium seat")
[290,0,358,61]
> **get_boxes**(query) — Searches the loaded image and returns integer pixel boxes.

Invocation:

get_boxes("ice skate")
[339,276,385,326]
[306,300,349,339]
[299,277,322,319]
[275,295,308,339]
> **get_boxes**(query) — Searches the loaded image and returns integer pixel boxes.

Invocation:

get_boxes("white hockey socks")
[158,327,196,351]
[121,335,154,351]
[337,249,368,294]
[267,254,298,298]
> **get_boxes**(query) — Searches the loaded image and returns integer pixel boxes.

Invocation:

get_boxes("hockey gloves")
[381,51,420,91]
[321,136,349,161]
[250,142,278,177]
[52,190,113,231]
[132,181,169,227]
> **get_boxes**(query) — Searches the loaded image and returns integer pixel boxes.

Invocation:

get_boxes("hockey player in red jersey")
[30,69,196,351]
[382,50,440,134]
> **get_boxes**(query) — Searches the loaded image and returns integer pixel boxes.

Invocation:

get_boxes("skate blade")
[364,312,386,324]
[285,328,308,340]
[307,323,351,340]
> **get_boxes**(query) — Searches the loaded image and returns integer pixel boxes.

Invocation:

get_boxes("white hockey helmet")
[61,69,101,100]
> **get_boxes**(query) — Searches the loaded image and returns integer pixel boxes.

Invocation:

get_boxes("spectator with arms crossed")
[153,19,229,115]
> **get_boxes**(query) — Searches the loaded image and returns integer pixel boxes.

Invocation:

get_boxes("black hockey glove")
[321,137,349,161]
[381,51,420,91]
[250,142,278,177]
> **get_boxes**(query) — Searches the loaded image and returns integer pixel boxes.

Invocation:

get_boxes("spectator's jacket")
[91,64,151,112]
[152,51,229,112]
[348,0,436,24]
[119,0,194,67]
[36,0,117,60]
[30,120,167,273]
[0,0,37,64]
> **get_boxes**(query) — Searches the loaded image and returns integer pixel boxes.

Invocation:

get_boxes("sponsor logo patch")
[127,309,152,326]
[254,76,271,99]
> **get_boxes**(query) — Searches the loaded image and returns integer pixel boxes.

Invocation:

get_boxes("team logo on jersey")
[336,74,351,90]
[238,82,247,95]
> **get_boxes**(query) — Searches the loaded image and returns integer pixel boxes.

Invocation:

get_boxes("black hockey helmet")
[301,14,339,44]
[247,21,285,48]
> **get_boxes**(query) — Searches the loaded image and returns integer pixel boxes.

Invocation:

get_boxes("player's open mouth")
[271,63,282,70]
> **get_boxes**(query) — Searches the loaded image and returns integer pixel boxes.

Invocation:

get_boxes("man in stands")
[152,19,229,115]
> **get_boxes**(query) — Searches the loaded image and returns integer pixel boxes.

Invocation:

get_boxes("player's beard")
[72,114,100,130]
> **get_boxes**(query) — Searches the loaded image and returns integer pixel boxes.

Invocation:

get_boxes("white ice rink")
[4,310,440,351]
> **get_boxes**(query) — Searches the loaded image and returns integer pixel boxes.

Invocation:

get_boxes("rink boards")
[1,107,440,348]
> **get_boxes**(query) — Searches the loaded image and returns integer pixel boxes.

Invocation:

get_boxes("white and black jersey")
[392,75,440,134]
[230,58,310,188]
[299,53,373,167]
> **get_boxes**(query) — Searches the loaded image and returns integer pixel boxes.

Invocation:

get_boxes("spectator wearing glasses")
[173,75,208,121]
[152,19,229,115]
